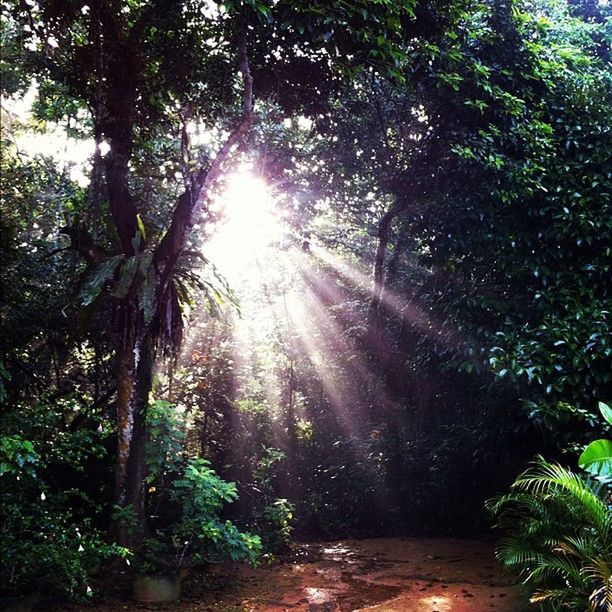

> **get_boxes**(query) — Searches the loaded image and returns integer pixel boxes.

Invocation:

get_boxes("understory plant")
[488,457,611,611]
[136,458,261,574]
[1,504,127,599]
[1,434,127,599]
[579,402,612,479]
[136,402,261,574]
[260,498,295,554]
[249,447,296,554]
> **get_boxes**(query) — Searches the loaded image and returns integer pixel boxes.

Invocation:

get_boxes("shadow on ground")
[57,538,530,611]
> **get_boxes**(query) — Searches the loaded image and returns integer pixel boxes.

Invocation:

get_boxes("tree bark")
[368,205,402,325]
[112,304,153,547]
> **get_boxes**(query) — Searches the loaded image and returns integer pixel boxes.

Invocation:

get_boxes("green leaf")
[110,256,139,299]
[578,439,612,477]
[136,214,146,241]
[598,401,612,425]
[79,255,124,306]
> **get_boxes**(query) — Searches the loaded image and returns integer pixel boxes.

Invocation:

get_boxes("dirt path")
[61,538,530,611]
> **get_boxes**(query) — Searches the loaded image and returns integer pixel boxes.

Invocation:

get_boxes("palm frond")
[526,552,585,586]
[489,456,612,612]
[513,457,610,540]
[588,578,612,612]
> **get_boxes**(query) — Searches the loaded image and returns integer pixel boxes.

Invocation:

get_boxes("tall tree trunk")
[97,27,149,547]
[60,7,255,550]
[113,305,153,547]
[368,205,401,323]
[96,19,253,547]
[367,205,402,365]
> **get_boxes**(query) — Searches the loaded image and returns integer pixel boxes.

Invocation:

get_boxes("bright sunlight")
[205,165,284,282]
[4,1,608,609]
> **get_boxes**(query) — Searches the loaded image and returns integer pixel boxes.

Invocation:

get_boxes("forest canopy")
[0,0,610,610]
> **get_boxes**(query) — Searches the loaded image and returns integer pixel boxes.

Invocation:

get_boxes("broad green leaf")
[578,439,612,477]
[598,401,612,425]
[79,255,124,306]
[110,256,139,299]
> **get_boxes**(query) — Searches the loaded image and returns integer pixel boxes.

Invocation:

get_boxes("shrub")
[0,434,126,599]
[260,498,295,553]
[1,505,126,598]
[136,458,261,573]
[487,457,611,611]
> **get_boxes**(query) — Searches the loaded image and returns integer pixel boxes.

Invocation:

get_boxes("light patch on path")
[58,537,529,611]
[232,538,528,611]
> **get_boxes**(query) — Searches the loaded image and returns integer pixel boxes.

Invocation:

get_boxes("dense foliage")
[488,402,611,610]
[0,0,610,608]
[489,459,610,610]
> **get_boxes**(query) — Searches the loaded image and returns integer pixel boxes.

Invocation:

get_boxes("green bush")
[1,504,126,598]
[0,434,126,598]
[136,458,261,573]
[487,457,611,611]
[260,498,295,553]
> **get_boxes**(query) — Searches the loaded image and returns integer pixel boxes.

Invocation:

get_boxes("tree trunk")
[367,205,402,367]
[96,28,149,547]
[368,205,400,323]
[98,21,254,548]
[113,304,153,548]
[56,8,256,549]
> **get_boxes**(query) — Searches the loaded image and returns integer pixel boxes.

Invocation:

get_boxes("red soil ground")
[57,538,530,611]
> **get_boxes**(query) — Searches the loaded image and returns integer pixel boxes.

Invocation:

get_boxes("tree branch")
[153,23,255,275]
[193,23,254,222]
[61,223,107,267]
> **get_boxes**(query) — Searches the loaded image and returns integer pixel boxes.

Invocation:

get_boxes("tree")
[408,0,611,428]
[4,0,417,547]
[300,0,610,435]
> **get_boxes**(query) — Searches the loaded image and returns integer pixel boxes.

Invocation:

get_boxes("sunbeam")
[204,165,284,283]
[306,241,460,350]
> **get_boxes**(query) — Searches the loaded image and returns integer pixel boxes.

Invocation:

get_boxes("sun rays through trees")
[1,0,610,609]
